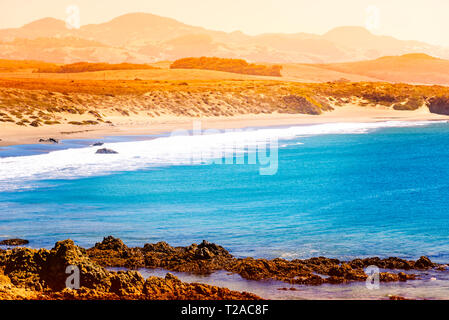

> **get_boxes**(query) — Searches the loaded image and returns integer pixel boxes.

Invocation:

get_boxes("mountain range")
[1,12,449,64]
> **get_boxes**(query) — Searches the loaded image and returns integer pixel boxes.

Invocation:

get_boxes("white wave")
[0,120,444,191]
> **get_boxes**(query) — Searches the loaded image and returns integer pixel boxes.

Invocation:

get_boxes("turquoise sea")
[1,120,449,298]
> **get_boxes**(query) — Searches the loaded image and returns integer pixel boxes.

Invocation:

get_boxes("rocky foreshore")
[0,236,445,300]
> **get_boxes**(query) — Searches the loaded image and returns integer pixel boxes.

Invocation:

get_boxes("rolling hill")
[2,52,449,85]
[314,53,449,85]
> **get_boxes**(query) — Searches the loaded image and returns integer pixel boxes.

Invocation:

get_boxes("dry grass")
[0,77,448,127]
[170,57,282,77]
[33,62,159,73]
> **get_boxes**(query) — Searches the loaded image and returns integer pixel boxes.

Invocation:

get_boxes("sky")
[1,0,449,47]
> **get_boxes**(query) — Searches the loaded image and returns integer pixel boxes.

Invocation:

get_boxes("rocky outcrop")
[414,256,435,269]
[428,96,449,115]
[0,238,260,300]
[87,237,435,286]
[88,236,144,269]
[2,247,48,290]
[93,236,128,251]
[88,237,232,275]
[42,240,111,291]
[143,273,258,300]
[38,138,59,144]
[0,239,29,246]
[0,237,443,300]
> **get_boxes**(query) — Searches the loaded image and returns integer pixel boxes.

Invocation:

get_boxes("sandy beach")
[1,105,448,147]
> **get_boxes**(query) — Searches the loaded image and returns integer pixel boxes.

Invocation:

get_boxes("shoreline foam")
[1,118,447,192]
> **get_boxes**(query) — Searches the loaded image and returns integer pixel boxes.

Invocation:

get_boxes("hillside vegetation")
[0,78,449,128]
[0,59,56,72]
[34,62,159,73]
[170,57,282,77]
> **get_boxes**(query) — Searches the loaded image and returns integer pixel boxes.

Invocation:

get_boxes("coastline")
[1,105,448,147]
[2,106,449,300]
[0,236,445,300]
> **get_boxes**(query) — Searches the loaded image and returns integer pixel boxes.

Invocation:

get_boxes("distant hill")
[314,53,449,85]
[1,13,449,64]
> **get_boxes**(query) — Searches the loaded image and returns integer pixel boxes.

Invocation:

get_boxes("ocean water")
[1,121,449,263]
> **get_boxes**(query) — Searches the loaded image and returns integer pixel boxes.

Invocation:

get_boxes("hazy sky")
[1,0,449,47]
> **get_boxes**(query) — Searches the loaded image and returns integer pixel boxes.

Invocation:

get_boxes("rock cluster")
[87,236,438,286]
[0,236,442,300]
[0,239,259,300]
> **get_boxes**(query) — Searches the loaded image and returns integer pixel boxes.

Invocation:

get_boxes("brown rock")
[0,239,262,300]
[88,236,145,269]
[43,239,111,291]
[142,273,260,300]
[3,247,48,290]
[0,239,29,246]
[414,256,434,269]
[109,270,145,296]
[93,236,128,252]
[143,241,177,254]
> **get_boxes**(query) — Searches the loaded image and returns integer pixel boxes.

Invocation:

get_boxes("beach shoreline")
[1,105,448,147]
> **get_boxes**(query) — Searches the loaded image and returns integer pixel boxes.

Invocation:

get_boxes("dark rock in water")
[414,256,434,269]
[277,287,298,291]
[39,138,59,144]
[195,240,231,259]
[94,236,128,251]
[96,148,118,154]
[389,295,412,300]
[0,239,29,246]
[92,142,104,146]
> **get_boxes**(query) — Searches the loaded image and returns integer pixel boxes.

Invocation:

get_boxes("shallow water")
[108,267,449,300]
[1,121,449,298]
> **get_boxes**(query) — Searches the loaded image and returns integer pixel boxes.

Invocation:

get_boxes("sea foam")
[0,121,443,191]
